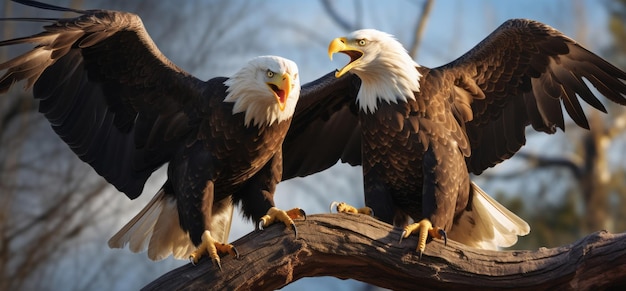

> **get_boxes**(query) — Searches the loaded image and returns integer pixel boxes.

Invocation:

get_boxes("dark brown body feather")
[359,67,471,229]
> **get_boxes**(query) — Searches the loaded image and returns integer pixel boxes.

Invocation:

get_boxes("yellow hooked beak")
[328,37,363,78]
[266,72,292,111]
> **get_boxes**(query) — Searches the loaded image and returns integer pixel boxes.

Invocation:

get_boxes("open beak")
[266,72,291,111]
[328,37,363,78]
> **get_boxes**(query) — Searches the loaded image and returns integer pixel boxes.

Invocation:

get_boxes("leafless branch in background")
[408,0,435,59]
[320,0,360,31]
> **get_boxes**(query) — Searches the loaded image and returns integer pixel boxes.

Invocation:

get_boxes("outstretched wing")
[436,19,626,174]
[0,1,209,198]
[281,71,361,180]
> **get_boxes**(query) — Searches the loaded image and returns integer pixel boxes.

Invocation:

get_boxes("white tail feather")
[208,198,235,244]
[108,189,163,252]
[448,182,530,250]
[108,190,236,261]
[147,194,194,260]
[108,189,194,261]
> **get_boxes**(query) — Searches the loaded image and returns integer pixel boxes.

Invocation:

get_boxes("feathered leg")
[234,154,306,238]
[400,145,464,257]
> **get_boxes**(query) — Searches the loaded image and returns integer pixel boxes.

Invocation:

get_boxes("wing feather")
[281,71,361,180]
[0,3,210,198]
[436,19,626,174]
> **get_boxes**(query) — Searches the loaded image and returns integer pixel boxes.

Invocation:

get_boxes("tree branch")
[143,214,626,291]
[480,150,584,180]
[320,0,358,31]
[408,0,435,58]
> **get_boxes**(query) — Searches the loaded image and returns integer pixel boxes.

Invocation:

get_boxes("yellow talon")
[215,242,239,259]
[330,201,373,216]
[189,230,239,270]
[259,207,280,228]
[258,207,306,238]
[400,219,447,258]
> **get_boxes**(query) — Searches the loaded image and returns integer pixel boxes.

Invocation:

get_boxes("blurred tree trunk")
[408,0,434,58]
[580,112,610,233]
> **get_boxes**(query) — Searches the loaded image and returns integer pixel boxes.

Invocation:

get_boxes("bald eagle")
[282,21,626,254]
[0,0,305,268]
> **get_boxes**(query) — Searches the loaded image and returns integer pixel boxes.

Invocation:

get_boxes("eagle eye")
[358,39,367,46]
[266,70,274,78]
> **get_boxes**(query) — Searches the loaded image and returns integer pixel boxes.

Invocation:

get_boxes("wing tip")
[11,0,87,14]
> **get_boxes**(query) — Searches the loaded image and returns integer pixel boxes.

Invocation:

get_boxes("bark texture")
[143,213,626,291]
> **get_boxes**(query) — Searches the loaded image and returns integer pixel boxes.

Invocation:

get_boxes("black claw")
[257,220,264,231]
[299,209,307,221]
[399,230,407,243]
[291,223,298,239]
[214,259,222,272]
[439,229,448,246]
[329,201,339,213]
[232,246,240,259]
[189,256,197,266]
[418,250,423,260]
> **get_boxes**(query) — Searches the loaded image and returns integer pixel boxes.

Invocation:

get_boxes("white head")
[224,56,300,127]
[328,29,421,113]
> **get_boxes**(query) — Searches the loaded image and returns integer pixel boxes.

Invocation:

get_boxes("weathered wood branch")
[143,214,626,291]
